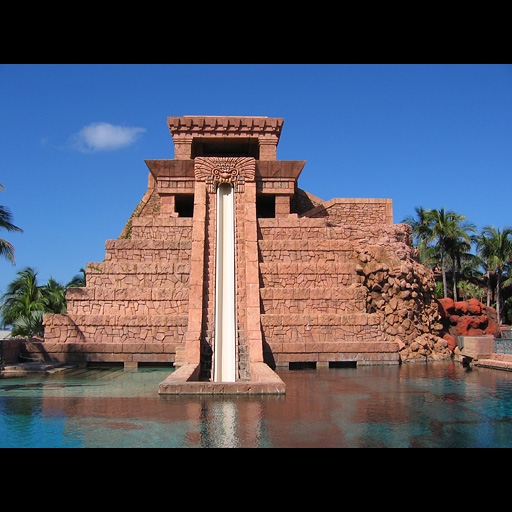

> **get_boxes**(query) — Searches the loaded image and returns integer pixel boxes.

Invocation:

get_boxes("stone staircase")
[43,215,194,365]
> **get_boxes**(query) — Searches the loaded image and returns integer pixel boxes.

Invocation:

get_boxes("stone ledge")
[267,341,398,352]
[457,335,494,360]
[473,359,512,371]
[486,353,512,362]
[273,351,399,365]
[85,261,191,274]
[157,362,285,395]
[259,262,360,274]
[261,313,381,326]
[105,239,192,250]
[44,314,189,327]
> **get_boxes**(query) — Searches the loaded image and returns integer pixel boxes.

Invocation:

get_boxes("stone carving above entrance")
[194,156,256,193]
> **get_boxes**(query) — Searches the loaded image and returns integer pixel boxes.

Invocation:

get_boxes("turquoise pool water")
[2,361,512,448]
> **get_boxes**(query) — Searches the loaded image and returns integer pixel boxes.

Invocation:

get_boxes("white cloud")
[68,122,146,153]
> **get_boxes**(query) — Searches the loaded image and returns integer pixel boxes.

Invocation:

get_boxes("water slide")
[213,183,237,382]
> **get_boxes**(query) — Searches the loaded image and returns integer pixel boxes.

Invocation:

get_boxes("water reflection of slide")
[214,184,236,382]
[199,400,267,448]
[212,402,238,448]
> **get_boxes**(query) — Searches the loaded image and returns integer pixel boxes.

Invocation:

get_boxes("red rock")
[436,298,500,352]
[451,316,471,336]
[485,320,501,337]
[468,298,482,315]
[443,333,456,351]
[449,315,460,325]
[439,297,455,313]
[454,301,469,314]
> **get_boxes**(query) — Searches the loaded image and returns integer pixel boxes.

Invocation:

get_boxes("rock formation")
[438,297,500,349]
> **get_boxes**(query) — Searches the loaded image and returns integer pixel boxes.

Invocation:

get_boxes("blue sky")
[0,64,511,298]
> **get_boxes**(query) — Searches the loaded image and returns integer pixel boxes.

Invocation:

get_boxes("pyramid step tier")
[128,216,193,240]
[267,340,400,367]
[84,261,190,288]
[43,313,188,344]
[259,262,364,287]
[104,239,192,261]
[67,286,189,301]
[260,286,366,314]
[260,312,386,344]
[258,239,360,263]
[258,218,411,246]
[66,283,190,317]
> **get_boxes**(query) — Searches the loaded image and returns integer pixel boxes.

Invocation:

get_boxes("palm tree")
[0,267,46,336]
[445,234,477,301]
[41,277,67,314]
[403,207,475,298]
[10,309,45,338]
[475,236,495,307]
[476,226,512,324]
[402,206,443,271]
[66,268,86,288]
[431,208,476,299]
[457,280,472,301]
[502,262,512,324]
[0,267,85,337]
[0,183,23,264]
[402,206,432,257]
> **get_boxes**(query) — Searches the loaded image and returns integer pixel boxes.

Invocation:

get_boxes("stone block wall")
[43,214,194,365]
[258,216,399,366]
[305,198,393,227]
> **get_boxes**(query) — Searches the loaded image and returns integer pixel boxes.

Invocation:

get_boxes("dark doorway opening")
[175,194,194,217]
[256,194,275,218]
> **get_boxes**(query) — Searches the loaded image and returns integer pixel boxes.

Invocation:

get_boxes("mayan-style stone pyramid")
[40,115,447,393]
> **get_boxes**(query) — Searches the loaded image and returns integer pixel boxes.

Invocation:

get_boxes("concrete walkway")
[0,362,77,377]
[471,353,512,371]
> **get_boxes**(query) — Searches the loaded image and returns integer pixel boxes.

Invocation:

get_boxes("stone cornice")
[144,159,306,188]
[168,116,283,138]
[145,160,195,178]
[255,161,306,180]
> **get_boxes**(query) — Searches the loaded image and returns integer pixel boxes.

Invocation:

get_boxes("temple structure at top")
[41,115,441,394]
